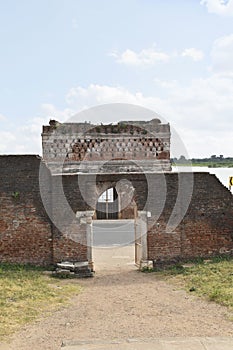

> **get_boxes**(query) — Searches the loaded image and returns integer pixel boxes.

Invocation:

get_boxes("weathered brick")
[0,152,233,266]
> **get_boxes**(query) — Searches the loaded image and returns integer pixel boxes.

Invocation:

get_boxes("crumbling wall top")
[42,118,169,136]
[41,118,171,174]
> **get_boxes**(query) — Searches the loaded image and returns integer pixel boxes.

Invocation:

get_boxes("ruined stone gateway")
[0,117,233,268]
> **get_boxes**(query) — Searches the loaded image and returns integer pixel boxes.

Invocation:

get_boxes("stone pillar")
[76,210,94,271]
[137,211,151,269]
[86,213,94,271]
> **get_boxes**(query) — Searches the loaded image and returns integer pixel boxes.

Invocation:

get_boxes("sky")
[0,0,233,158]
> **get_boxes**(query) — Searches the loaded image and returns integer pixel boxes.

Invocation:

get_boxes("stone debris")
[54,261,94,278]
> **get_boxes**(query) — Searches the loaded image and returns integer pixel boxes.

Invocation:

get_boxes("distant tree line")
[172,155,233,167]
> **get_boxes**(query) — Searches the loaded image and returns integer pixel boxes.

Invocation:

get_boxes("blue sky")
[0,0,233,157]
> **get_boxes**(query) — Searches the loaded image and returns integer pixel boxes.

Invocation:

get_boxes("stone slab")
[57,261,89,269]
[61,338,233,350]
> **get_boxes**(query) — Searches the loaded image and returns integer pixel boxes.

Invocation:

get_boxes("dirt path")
[0,254,232,350]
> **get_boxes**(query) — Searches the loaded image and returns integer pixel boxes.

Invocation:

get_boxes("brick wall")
[50,175,88,262]
[0,156,232,266]
[0,156,89,265]
[147,172,233,262]
[0,156,52,265]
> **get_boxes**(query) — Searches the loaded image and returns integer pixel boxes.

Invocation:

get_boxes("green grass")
[0,263,81,339]
[148,256,233,311]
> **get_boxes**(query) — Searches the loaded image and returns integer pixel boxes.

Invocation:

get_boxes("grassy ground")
[0,263,81,339]
[146,256,233,312]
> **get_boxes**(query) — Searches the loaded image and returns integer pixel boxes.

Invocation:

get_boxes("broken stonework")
[55,261,94,278]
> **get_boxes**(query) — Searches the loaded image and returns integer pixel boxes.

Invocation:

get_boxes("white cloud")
[181,48,204,61]
[110,47,170,66]
[41,103,74,122]
[61,78,233,158]
[2,76,232,157]
[16,107,75,155]
[20,117,49,137]
[154,79,179,89]
[0,113,7,121]
[211,33,233,73]
[0,131,15,153]
[2,33,233,157]
[201,0,233,16]
[111,46,204,67]
[0,118,47,155]
[66,84,141,109]
[0,107,75,155]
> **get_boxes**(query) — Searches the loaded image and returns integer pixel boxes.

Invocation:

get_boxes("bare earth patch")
[0,253,232,350]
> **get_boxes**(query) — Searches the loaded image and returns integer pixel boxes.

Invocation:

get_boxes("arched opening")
[89,181,148,271]
[96,187,119,220]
